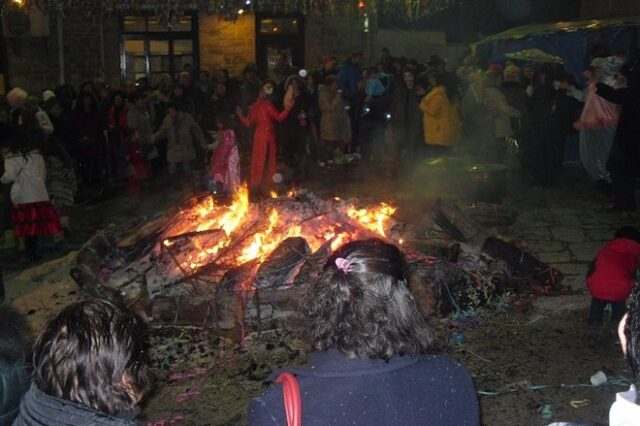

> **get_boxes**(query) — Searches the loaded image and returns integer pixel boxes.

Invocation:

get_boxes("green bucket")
[464,163,507,202]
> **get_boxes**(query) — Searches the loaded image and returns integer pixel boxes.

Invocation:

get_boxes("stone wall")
[61,14,120,89]
[3,10,371,91]
[3,12,121,93]
[4,12,58,92]
[199,13,255,77]
[304,15,368,70]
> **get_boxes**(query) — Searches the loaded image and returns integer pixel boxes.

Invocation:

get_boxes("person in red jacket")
[587,226,640,346]
[236,81,294,197]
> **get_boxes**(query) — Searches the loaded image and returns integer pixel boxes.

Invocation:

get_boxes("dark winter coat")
[12,384,139,426]
[247,348,479,426]
[337,59,361,104]
[0,359,29,426]
[596,82,640,178]
[390,84,423,149]
[587,238,640,302]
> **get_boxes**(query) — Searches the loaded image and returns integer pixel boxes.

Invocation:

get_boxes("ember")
[158,186,396,275]
[71,191,565,336]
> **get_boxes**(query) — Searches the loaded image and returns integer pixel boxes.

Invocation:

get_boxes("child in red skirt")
[124,130,150,201]
[204,115,240,195]
[1,129,60,262]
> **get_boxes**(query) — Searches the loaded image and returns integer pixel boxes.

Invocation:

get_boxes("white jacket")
[610,385,640,426]
[35,108,55,136]
[1,151,50,204]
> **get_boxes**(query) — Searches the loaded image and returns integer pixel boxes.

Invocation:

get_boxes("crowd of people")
[1,47,640,262]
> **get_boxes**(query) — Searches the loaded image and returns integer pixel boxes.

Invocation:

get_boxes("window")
[121,14,198,84]
[259,17,301,34]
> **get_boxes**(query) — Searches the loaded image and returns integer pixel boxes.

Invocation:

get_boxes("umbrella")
[505,48,564,64]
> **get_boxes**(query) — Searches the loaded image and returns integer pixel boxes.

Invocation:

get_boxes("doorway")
[255,13,304,77]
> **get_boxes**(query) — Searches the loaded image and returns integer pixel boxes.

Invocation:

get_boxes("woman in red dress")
[236,81,294,196]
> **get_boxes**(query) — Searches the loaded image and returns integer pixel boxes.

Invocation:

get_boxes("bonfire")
[70,186,564,337]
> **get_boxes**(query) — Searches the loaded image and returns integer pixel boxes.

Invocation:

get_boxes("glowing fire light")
[160,186,397,274]
[346,203,396,237]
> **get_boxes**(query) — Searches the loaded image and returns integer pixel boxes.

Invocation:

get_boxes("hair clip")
[335,257,351,273]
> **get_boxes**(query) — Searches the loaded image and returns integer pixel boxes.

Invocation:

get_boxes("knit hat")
[503,64,522,81]
[6,87,28,109]
[488,63,504,73]
[468,69,488,83]
[42,90,56,102]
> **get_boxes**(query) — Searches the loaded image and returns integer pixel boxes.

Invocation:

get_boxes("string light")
[0,0,462,23]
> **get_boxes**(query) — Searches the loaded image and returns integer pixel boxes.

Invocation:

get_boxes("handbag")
[276,372,301,426]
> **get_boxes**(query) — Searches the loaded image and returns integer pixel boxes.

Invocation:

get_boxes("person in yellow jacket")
[419,72,461,155]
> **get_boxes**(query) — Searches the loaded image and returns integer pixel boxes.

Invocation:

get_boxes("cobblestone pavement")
[502,168,639,296]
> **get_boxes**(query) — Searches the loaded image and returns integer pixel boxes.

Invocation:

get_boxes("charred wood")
[481,236,564,289]
[255,237,311,290]
[432,200,490,245]
[151,296,213,326]
[70,265,124,303]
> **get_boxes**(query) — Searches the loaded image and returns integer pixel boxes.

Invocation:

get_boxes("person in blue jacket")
[337,52,363,106]
[248,238,480,426]
[0,306,30,426]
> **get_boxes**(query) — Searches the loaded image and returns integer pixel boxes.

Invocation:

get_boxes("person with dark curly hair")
[0,305,31,425]
[248,238,479,425]
[612,283,640,423]
[13,299,152,426]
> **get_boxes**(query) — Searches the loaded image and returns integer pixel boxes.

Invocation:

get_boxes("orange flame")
[346,202,396,237]
[160,186,397,274]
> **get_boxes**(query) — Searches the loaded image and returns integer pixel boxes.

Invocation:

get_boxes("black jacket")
[0,360,29,426]
[13,384,139,426]
[248,348,479,426]
[596,82,640,177]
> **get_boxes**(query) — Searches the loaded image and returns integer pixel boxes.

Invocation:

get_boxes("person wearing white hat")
[41,90,56,103]
[6,87,54,136]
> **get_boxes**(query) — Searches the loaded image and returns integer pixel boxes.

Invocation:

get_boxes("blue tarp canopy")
[472,16,640,84]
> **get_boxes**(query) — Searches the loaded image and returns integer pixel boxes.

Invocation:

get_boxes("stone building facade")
[1,9,370,94]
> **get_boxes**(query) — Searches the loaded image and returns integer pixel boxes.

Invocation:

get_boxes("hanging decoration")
[0,0,462,24]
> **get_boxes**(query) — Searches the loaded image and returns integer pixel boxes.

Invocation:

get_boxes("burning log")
[294,239,334,286]
[255,237,311,290]
[70,187,409,337]
[163,228,226,245]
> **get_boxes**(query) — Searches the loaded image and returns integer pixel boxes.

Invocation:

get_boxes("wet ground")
[2,160,638,426]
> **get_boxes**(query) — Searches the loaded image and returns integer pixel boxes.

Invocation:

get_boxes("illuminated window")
[259,17,301,34]
[121,14,198,84]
